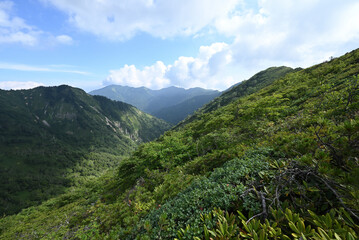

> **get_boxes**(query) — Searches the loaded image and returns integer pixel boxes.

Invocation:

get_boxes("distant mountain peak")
[89,85,220,123]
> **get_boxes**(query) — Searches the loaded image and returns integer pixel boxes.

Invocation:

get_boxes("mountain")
[176,66,298,128]
[152,93,221,124]
[89,85,220,123]
[0,85,170,215]
[89,85,153,110]
[204,66,299,113]
[1,49,359,239]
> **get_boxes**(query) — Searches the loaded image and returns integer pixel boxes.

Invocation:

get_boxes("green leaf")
[334,232,342,240]
[317,227,331,240]
[301,233,308,240]
[297,220,305,233]
[289,221,300,234]
[208,229,217,237]
[237,210,247,221]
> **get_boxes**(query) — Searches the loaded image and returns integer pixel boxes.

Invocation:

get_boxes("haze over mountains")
[89,85,220,124]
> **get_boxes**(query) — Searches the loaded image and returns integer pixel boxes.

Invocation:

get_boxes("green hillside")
[90,85,220,123]
[0,85,170,215]
[202,66,298,113]
[177,66,297,128]
[1,49,359,239]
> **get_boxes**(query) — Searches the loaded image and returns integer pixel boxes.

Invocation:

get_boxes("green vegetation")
[90,85,220,124]
[0,85,170,215]
[153,94,221,124]
[1,49,359,239]
[177,66,297,128]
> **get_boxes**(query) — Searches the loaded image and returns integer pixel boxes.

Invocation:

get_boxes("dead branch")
[309,173,359,221]
[246,191,267,224]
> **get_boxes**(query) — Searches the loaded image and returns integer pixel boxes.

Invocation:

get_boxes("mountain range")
[1,49,359,239]
[0,85,170,215]
[89,85,220,124]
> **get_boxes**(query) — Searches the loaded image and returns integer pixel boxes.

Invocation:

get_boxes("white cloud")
[104,42,235,90]
[55,34,73,45]
[41,0,240,40]
[104,0,359,90]
[215,0,359,69]
[82,0,359,91]
[0,1,73,46]
[25,0,359,91]
[0,81,44,90]
[105,61,169,89]
[0,62,90,75]
[0,1,40,45]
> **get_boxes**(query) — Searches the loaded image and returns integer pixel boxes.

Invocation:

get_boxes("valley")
[90,85,220,124]
[0,85,170,215]
[1,49,358,239]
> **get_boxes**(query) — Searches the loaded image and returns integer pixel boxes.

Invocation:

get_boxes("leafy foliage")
[1,49,359,239]
[177,66,297,128]
[175,207,358,240]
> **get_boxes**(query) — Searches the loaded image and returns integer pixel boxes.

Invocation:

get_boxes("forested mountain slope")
[202,66,297,113]
[90,85,220,124]
[0,85,170,215]
[1,49,359,239]
[152,94,220,124]
[177,66,297,128]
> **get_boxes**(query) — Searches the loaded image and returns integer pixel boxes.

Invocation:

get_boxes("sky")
[0,0,358,92]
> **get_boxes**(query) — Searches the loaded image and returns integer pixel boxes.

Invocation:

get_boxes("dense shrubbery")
[1,49,359,239]
[130,148,271,239]
[175,207,358,240]
[178,66,296,128]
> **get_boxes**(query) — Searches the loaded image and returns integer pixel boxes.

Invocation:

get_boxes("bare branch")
[309,173,359,221]
[246,191,268,224]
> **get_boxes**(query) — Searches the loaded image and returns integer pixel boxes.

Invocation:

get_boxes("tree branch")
[246,191,267,224]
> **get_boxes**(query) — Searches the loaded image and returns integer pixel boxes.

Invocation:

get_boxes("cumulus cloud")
[41,0,240,40]
[105,61,169,89]
[215,0,359,68]
[0,1,73,46]
[0,81,44,90]
[42,0,359,55]
[99,0,359,90]
[104,42,235,90]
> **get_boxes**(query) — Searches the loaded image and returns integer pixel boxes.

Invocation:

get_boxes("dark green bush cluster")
[131,148,271,239]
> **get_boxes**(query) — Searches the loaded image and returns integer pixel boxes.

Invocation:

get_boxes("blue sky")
[0,0,358,92]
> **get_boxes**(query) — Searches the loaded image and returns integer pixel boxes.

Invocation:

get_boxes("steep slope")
[177,66,297,127]
[1,49,359,239]
[0,85,170,215]
[90,85,220,123]
[204,66,297,112]
[151,92,220,124]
